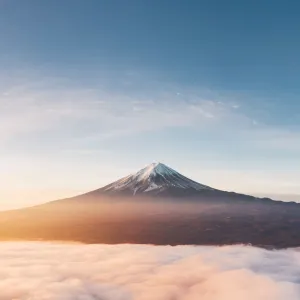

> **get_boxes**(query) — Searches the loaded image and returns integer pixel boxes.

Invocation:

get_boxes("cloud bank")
[0,242,300,299]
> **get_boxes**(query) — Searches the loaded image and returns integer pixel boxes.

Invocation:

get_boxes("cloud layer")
[1,242,300,299]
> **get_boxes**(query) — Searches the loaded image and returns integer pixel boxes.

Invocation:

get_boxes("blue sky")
[1,0,300,209]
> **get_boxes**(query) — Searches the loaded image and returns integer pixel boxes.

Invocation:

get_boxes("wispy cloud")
[0,69,246,143]
[2,68,300,155]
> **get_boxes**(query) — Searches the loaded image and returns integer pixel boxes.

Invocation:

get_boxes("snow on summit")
[101,162,214,195]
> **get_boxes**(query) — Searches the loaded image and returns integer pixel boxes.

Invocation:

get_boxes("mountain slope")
[75,162,264,201]
[98,162,214,196]
[1,162,300,248]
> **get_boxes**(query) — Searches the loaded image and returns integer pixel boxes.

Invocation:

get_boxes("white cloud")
[0,242,299,299]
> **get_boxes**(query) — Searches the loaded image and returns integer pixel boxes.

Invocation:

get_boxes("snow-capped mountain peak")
[101,162,214,196]
[132,162,178,181]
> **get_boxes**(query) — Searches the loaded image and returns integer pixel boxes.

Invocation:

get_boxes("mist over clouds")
[0,242,300,299]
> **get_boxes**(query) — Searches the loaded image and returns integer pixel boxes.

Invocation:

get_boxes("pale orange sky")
[2,162,300,210]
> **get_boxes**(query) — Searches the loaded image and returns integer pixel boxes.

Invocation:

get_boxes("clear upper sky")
[1,0,300,209]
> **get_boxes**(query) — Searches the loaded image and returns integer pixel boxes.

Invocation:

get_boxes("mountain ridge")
[1,162,300,248]
[69,162,276,203]
[99,162,214,196]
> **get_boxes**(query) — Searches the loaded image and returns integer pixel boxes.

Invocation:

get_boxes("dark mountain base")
[1,198,300,249]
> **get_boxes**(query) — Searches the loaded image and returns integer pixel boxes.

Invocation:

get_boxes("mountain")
[73,162,265,202]
[91,162,214,197]
[1,162,300,248]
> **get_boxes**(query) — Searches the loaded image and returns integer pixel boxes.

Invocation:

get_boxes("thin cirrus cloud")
[2,70,300,156]
[0,70,248,143]
[0,242,300,299]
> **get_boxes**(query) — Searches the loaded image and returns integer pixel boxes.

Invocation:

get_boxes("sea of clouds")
[0,242,300,300]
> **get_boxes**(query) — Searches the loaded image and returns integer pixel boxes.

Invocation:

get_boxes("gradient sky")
[1,0,300,209]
